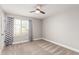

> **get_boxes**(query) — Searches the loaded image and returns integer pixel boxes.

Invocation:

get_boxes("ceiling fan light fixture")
[35,10,40,13]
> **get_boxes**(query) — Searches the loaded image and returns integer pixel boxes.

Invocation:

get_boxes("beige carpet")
[1,39,79,55]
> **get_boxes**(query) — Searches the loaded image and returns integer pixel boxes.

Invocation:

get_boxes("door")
[0,16,5,53]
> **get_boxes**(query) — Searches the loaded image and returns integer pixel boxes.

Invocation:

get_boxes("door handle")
[1,34,4,36]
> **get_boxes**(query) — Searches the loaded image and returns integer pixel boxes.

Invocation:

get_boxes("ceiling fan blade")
[36,7,45,14]
[40,11,45,14]
[30,11,35,13]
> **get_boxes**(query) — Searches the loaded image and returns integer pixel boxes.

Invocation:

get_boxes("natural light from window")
[14,19,29,36]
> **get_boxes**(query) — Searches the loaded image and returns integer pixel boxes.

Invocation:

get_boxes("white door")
[0,16,5,53]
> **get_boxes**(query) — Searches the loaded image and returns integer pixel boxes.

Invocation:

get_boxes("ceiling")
[0,4,79,19]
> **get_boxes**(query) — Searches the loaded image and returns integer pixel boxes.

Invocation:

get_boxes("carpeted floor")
[1,39,79,55]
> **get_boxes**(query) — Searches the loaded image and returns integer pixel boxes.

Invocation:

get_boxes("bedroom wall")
[43,10,79,51]
[31,18,42,40]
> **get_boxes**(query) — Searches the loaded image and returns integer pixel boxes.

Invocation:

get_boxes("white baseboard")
[43,38,79,53]
[33,38,43,40]
[13,38,42,44]
[13,40,29,44]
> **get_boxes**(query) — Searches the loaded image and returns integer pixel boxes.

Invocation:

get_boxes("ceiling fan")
[30,4,45,14]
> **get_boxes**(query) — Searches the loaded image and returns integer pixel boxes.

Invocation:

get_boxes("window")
[22,20,29,34]
[14,19,29,36]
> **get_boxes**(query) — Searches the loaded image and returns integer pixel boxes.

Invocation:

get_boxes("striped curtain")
[5,17,14,46]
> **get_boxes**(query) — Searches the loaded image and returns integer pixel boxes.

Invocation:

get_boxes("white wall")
[43,10,79,51]
[32,18,42,39]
